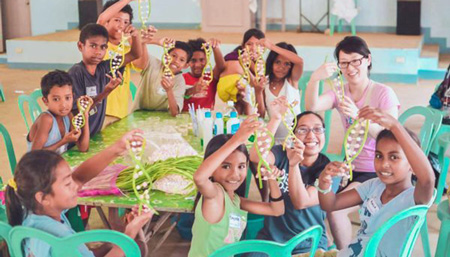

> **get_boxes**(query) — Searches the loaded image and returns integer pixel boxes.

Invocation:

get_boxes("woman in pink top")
[304,36,400,250]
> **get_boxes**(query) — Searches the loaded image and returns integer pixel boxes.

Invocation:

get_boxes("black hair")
[265,42,297,81]
[294,111,325,130]
[233,28,265,52]
[79,23,109,44]
[241,28,265,47]
[168,41,193,63]
[194,134,249,207]
[334,36,372,71]
[6,150,63,226]
[187,38,206,53]
[102,0,134,23]
[376,128,421,148]
[41,70,73,98]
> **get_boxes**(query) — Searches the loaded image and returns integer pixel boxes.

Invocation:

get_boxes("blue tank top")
[27,111,70,154]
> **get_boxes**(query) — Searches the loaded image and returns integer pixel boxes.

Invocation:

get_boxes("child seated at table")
[317,107,435,257]
[69,23,142,137]
[131,37,192,116]
[6,130,153,257]
[189,115,285,257]
[27,70,92,154]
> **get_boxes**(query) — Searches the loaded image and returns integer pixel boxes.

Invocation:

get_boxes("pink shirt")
[324,81,400,172]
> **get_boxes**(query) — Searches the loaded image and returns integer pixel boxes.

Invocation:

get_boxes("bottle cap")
[216,112,223,119]
[230,111,237,118]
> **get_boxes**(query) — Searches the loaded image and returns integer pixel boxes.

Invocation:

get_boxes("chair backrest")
[298,76,333,153]
[30,89,43,101]
[130,81,137,101]
[0,123,16,174]
[18,94,42,132]
[210,225,322,257]
[10,227,141,257]
[363,205,430,257]
[0,221,13,256]
[398,106,443,155]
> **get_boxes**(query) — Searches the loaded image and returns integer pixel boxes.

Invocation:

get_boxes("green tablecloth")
[63,111,200,213]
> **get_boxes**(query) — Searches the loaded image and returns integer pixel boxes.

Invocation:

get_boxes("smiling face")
[212,150,248,192]
[338,51,371,85]
[168,48,189,74]
[43,85,73,117]
[374,137,412,185]
[294,114,325,157]
[104,12,131,41]
[78,36,108,65]
[189,51,207,77]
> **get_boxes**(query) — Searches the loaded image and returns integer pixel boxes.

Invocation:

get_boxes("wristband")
[314,179,332,194]
[269,194,283,202]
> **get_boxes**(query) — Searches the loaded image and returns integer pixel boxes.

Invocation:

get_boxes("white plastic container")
[224,101,238,117]
[226,111,240,135]
[202,111,214,149]
[214,112,224,135]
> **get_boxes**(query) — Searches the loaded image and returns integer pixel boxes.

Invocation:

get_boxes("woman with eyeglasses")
[246,97,341,256]
[304,36,400,250]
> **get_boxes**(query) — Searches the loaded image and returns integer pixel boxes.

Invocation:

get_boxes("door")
[1,0,32,39]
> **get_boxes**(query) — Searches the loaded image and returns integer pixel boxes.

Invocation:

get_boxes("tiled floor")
[0,64,447,256]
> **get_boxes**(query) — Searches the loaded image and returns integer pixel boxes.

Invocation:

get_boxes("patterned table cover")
[63,111,201,213]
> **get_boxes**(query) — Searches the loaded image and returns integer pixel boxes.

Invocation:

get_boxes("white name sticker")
[229,213,241,229]
[86,86,97,97]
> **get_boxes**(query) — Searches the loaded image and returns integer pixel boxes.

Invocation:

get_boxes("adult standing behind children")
[182,38,225,111]
[252,39,303,143]
[27,70,92,154]
[69,23,142,137]
[304,36,400,250]
[97,0,157,123]
[131,38,192,116]
[247,97,340,256]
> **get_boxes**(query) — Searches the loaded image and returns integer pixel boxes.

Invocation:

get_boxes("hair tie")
[7,178,17,191]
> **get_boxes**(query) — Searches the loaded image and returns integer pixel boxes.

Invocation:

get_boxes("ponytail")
[5,185,24,226]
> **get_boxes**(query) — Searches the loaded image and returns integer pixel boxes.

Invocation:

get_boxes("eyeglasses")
[337,57,366,69]
[295,127,325,135]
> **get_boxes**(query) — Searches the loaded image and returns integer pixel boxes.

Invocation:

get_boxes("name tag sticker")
[86,86,97,97]
[367,198,380,215]
[229,213,241,229]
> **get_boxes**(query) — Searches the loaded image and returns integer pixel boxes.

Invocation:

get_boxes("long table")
[62,111,200,256]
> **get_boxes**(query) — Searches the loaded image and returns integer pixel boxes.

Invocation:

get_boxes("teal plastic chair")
[0,222,13,257]
[435,133,450,204]
[18,94,43,132]
[0,123,17,175]
[0,83,5,102]
[398,106,443,156]
[244,168,264,240]
[210,225,322,257]
[30,89,42,101]
[363,205,430,257]
[435,199,450,257]
[10,227,141,257]
[329,0,358,36]
[130,81,137,101]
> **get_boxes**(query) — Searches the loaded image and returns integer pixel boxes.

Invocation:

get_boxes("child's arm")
[31,114,81,151]
[122,25,143,66]
[304,63,338,112]
[92,73,123,106]
[132,26,158,70]
[285,139,321,209]
[261,38,304,85]
[249,73,267,118]
[317,162,363,212]
[210,38,226,79]
[358,107,435,205]
[193,115,261,219]
[161,77,180,117]
[96,0,133,26]
[75,96,93,152]
[72,129,143,186]
[240,167,284,216]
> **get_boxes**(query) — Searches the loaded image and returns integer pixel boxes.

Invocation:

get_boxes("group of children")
[4,0,436,256]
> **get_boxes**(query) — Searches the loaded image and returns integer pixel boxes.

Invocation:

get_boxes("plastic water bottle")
[224,101,238,118]
[214,112,224,135]
[202,111,214,149]
[226,111,240,135]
